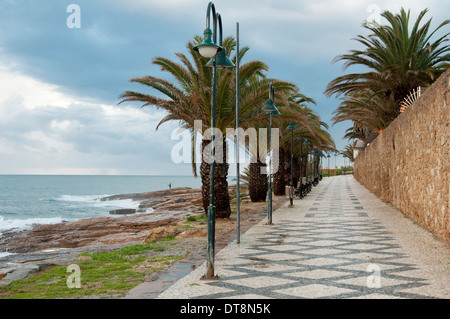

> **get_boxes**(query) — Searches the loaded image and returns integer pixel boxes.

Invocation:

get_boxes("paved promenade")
[156,175,449,299]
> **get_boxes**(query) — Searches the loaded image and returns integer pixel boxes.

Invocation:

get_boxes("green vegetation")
[0,236,185,299]
[334,166,354,175]
[119,34,335,214]
[186,215,207,222]
[327,8,450,154]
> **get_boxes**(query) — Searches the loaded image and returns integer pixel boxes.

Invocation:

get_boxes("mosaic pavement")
[156,175,450,299]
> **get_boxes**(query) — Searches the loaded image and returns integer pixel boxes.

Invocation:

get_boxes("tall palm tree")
[327,8,449,100]
[326,8,450,136]
[340,144,355,162]
[342,125,378,145]
[238,76,301,202]
[119,36,296,218]
[272,97,335,195]
[332,91,399,134]
[247,132,268,202]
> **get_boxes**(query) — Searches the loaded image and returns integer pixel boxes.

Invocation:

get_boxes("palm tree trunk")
[273,147,286,195]
[283,148,290,186]
[301,154,307,182]
[315,153,320,178]
[293,156,300,187]
[200,138,231,219]
[249,156,268,202]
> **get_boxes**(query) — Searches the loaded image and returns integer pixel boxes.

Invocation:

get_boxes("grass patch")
[0,235,186,299]
[186,215,207,222]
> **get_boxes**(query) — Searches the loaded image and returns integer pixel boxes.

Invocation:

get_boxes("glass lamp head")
[206,47,235,69]
[193,28,222,58]
[286,121,296,130]
[262,99,280,115]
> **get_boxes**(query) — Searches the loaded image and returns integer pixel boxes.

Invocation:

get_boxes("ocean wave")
[0,195,141,234]
[0,215,64,233]
[55,195,140,209]
[56,194,108,202]
[0,251,16,259]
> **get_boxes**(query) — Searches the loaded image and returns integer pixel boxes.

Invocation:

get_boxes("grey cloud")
[0,96,178,163]
[1,0,448,173]
[0,0,195,104]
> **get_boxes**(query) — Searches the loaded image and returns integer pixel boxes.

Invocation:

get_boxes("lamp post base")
[204,204,216,281]
[287,185,294,207]
[201,273,220,281]
[267,187,273,225]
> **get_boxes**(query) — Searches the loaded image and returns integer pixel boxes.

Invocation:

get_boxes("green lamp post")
[205,14,235,70]
[298,138,304,198]
[193,2,221,59]
[193,1,234,280]
[327,153,331,177]
[262,83,280,225]
[314,149,320,185]
[286,121,296,207]
[304,140,310,186]
[235,22,240,244]
[320,151,323,178]
[334,152,337,170]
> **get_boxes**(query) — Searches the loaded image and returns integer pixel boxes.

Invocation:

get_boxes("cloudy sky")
[0,0,448,175]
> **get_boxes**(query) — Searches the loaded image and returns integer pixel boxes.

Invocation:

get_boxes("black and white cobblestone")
[157,175,450,299]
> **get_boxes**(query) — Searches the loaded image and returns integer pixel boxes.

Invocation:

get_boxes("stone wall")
[354,69,450,244]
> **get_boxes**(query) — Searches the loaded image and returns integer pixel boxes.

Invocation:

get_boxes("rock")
[0,264,40,287]
[190,197,203,206]
[0,214,181,253]
[176,229,207,239]
[143,226,180,243]
[100,187,203,213]
[109,209,136,215]
[0,185,208,254]
[100,187,195,202]
[76,255,93,261]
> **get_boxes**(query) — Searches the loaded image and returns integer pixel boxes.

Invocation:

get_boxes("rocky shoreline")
[0,187,204,254]
[101,186,205,214]
[0,187,205,285]
[0,185,288,290]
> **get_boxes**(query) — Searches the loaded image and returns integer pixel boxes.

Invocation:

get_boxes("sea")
[0,175,202,257]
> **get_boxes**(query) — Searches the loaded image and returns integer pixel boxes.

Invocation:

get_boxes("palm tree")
[340,144,355,162]
[239,76,301,202]
[272,97,335,195]
[247,141,268,202]
[332,91,398,135]
[326,8,450,136]
[119,36,296,218]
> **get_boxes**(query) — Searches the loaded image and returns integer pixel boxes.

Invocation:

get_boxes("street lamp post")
[235,22,240,244]
[318,151,322,180]
[312,150,315,185]
[319,152,323,179]
[314,150,319,185]
[305,142,308,185]
[298,138,304,198]
[327,153,331,177]
[193,1,234,280]
[309,149,313,190]
[334,152,337,170]
[286,122,296,207]
[305,141,311,193]
[262,83,280,225]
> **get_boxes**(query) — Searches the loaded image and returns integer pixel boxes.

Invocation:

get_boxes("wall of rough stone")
[354,69,450,244]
